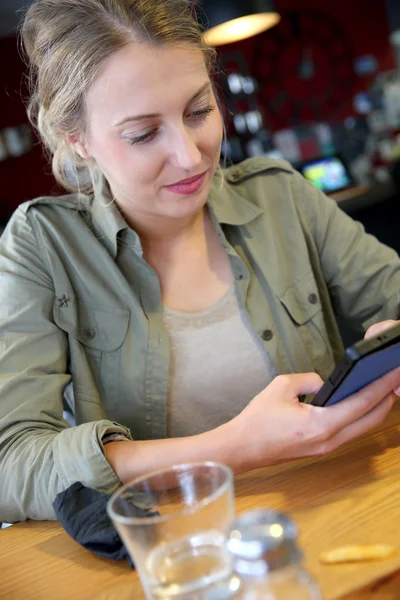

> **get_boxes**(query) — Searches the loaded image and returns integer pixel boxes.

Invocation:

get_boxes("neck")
[123,206,207,248]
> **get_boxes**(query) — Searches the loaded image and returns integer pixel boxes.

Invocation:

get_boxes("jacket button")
[82,328,96,341]
[261,329,273,341]
[308,293,318,305]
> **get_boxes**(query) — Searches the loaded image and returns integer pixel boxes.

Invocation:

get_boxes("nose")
[168,125,202,171]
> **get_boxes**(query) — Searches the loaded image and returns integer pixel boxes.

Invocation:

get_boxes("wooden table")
[2,404,400,600]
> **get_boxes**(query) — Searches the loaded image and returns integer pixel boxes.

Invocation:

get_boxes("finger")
[316,366,400,435]
[364,320,397,340]
[322,392,396,453]
[271,373,324,399]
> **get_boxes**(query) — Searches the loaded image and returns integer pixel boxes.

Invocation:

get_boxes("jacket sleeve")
[0,207,132,522]
[292,171,400,331]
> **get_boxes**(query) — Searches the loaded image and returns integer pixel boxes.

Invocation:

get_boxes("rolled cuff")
[53,420,133,496]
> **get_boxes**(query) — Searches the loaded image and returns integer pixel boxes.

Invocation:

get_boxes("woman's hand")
[225,368,400,473]
[105,320,400,484]
[365,319,398,339]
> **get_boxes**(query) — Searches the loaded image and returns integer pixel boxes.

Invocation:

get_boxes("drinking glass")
[107,461,235,600]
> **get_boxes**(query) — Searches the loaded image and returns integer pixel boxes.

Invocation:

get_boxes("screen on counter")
[301,157,352,193]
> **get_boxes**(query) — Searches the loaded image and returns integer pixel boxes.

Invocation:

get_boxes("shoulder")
[1,192,93,252]
[217,157,306,218]
[19,192,92,216]
[220,156,324,218]
[219,157,301,213]
[214,157,327,241]
[222,157,295,185]
[5,192,93,238]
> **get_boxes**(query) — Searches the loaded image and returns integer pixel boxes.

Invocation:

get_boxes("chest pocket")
[278,271,333,377]
[53,298,130,351]
[53,297,130,406]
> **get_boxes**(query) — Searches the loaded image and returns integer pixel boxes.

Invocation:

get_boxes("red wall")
[0,0,396,221]
[0,37,59,222]
[277,0,394,73]
[217,0,396,130]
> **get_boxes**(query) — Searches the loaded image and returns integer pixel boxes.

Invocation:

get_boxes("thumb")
[365,320,397,340]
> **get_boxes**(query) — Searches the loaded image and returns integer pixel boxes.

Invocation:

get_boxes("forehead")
[85,42,210,123]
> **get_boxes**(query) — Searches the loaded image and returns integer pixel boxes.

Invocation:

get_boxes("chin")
[161,187,210,218]
[166,199,206,220]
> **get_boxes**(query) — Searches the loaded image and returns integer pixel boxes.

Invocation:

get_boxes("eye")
[126,129,158,146]
[189,106,216,119]
[126,105,216,146]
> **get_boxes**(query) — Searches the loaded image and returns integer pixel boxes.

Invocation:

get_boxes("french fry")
[320,544,397,564]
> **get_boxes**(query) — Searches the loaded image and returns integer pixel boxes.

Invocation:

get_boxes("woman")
[1,0,400,523]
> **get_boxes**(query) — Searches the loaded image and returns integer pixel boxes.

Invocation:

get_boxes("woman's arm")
[292,171,400,331]
[105,368,400,483]
[104,423,232,482]
[0,207,130,522]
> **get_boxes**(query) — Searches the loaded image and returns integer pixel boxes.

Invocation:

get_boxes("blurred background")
[1,0,400,270]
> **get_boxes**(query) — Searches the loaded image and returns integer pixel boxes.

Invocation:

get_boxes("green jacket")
[1,157,400,522]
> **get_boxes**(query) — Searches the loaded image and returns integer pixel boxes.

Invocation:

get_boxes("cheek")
[88,131,128,172]
[91,134,160,183]
[203,113,223,155]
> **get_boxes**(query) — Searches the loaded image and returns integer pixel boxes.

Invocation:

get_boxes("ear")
[65,133,90,160]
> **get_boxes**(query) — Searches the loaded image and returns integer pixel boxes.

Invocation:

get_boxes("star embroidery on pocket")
[58,294,70,308]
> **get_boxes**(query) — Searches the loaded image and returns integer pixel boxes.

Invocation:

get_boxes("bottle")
[226,509,323,600]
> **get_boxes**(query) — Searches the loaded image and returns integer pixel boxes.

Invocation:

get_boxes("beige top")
[163,286,278,437]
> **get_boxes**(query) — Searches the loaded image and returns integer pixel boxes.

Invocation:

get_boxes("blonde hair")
[21,0,225,193]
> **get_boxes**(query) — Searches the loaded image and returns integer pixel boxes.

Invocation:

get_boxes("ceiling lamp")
[199,0,281,46]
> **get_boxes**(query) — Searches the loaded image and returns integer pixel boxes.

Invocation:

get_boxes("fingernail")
[394,385,400,397]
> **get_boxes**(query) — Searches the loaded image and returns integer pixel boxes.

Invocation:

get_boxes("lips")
[167,172,207,187]
[164,170,208,195]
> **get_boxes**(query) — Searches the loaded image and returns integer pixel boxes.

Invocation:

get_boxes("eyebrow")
[113,82,212,127]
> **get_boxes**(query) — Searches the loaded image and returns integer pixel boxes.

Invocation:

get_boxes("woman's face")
[82,42,223,221]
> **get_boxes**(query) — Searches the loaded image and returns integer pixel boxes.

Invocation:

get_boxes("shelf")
[328,182,399,213]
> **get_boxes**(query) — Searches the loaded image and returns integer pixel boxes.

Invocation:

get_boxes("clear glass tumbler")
[107,461,235,600]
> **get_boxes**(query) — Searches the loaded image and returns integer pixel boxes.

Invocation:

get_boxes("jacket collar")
[208,171,263,225]
[91,175,130,258]
[91,170,263,257]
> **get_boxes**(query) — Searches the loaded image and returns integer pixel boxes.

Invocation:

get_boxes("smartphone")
[311,321,400,407]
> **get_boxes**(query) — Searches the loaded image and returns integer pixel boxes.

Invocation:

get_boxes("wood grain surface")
[2,403,400,600]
